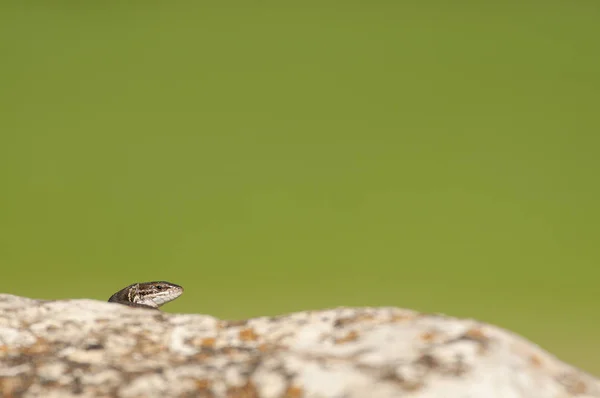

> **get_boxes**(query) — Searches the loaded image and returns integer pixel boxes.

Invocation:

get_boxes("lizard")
[108,281,183,310]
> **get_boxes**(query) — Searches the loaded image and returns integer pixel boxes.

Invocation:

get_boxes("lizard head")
[131,281,184,308]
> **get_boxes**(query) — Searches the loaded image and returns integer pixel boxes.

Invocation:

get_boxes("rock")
[0,294,598,398]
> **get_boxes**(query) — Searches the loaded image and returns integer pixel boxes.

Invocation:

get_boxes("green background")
[2,2,599,374]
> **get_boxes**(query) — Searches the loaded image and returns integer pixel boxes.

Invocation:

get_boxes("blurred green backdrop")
[1,1,599,373]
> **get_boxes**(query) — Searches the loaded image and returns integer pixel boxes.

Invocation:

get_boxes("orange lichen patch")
[284,385,304,398]
[193,352,214,361]
[561,376,588,395]
[201,337,217,347]
[195,379,211,390]
[419,331,438,343]
[464,328,489,354]
[139,344,165,356]
[529,354,543,368]
[239,328,259,342]
[222,347,240,355]
[0,345,8,353]
[226,381,259,398]
[357,314,375,322]
[390,313,416,322]
[571,380,588,394]
[23,338,51,355]
[465,328,487,340]
[0,376,26,397]
[334,330,359,344]
[258,343,271,353]
[221,347,254,359]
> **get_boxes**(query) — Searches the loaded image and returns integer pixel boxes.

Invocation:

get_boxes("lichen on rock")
[0,294,598,397]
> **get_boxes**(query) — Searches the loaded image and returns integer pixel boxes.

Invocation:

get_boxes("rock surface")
[0,294,598,398]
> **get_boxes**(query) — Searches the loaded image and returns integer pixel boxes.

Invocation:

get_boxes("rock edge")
[0,294,598,398]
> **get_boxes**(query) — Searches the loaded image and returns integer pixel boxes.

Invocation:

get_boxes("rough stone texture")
[0,294,598,398]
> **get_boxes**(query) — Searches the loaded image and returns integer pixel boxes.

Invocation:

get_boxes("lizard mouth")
[150,285,184,306]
